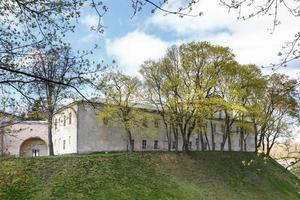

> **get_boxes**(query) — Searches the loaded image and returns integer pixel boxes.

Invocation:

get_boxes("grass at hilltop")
[0,152,299,200]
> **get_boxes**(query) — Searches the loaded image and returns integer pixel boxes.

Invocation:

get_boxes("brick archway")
[19,137,48,157]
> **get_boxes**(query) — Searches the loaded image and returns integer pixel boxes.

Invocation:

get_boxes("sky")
[66,0,300,79]
[64,0,300,142]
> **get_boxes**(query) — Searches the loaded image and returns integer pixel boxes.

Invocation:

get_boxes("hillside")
[0,152,299,200]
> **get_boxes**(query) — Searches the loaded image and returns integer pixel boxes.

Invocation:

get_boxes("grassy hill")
[0,152,299,200]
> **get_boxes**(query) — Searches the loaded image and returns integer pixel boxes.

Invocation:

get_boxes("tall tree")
[14,44,103,155]
[253,73,299,156]
[98,71,152,152]
[141,42,236,151]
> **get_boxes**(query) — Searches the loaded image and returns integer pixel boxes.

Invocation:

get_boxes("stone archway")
[19,137,48,157]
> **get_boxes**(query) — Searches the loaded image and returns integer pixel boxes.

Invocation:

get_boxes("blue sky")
[66,0,300,78]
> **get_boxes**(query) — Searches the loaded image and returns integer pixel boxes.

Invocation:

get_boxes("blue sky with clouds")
[66,0,300,78]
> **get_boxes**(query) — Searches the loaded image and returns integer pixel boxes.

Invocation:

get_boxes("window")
[212,124,217,133]
[196,138,199,147]
[188,141,192,150]
[154,120,159,128]
[219,111,222,119]
[69,112,72,124]
[221,125,225,133]
[63,140,66,150]
[63,115,66,126]
[204,142,207,150]
[32,149,40,157]
[142,140,147,149]
[68,136,71,144]
[154,140,159,149]
[130,140,135,150]
[172,141,177,149]
[54,119,57,129]
[236,126,240,134]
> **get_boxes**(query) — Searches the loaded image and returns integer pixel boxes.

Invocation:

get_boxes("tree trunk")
[0,129,3,160]
[254,124,258,153]
[210,121,215,151]
[182,137,188,152]
[172,124,179,153]
[228,134,232,151]
[48,115,54,156]
[126,129,134,152]
[204,132,211,151]
[200,132,205,151]
[240,128,244,152]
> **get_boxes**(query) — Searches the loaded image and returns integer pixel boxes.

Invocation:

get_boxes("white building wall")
[3,121,48,157]
[53,102,256,154]
[52,104,78,155]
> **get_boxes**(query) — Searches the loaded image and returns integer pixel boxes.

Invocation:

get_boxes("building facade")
[52,101,255,155]
[0,101,256,157]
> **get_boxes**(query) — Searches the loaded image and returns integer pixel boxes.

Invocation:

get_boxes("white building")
[0,101,256,157]
[52,101,255,155]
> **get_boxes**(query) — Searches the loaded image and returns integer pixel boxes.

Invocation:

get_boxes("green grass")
[0,152,300,200]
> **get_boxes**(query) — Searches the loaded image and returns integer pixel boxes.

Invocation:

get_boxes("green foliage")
[0,152,300,200]
[27,100,46,120]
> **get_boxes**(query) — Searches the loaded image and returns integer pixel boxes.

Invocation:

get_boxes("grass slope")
[0,152,299,200]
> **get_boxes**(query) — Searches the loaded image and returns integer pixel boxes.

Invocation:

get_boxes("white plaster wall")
[3,121,48,157]
[76,103,173,153]
[75,103,256,153]
[52,104,78,155]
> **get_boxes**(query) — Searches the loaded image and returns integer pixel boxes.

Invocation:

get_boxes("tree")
[216,64,265,151]
[12,44,103,155]
[0,0,108,105]
[141,42,237,151]
[253,73,299,156]
[27,100,46,120]
[98,71,153,152]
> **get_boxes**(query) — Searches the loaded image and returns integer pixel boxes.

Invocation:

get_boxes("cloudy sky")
[68,0,300,78]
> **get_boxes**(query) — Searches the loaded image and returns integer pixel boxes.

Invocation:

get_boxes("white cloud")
[105,30,169,76]
[146,0,300,77]
[80,14,99,28]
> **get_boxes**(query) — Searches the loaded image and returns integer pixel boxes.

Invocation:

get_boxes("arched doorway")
[19,137,48,157]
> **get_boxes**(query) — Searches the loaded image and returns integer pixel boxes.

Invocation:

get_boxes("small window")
[63,140,66,150]
[154,120,159,128]
[204,142,207,150]
[212,124,217,133]
[63,115,66,126]
[69,112,72,124]
[221,125,225,133]
[172,141,176,149]
[68,136,71,144]
[142,140,147,149]
[154,140,159,149]
[131,140,135,150]
[236,127,240,134]
[54,119,57,129]
[188,141,192,150]
[196,138,199,146]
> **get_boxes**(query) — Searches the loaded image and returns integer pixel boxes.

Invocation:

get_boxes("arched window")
[54,118,57,129]
[63,115,66,126]
[69,112,72,124]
